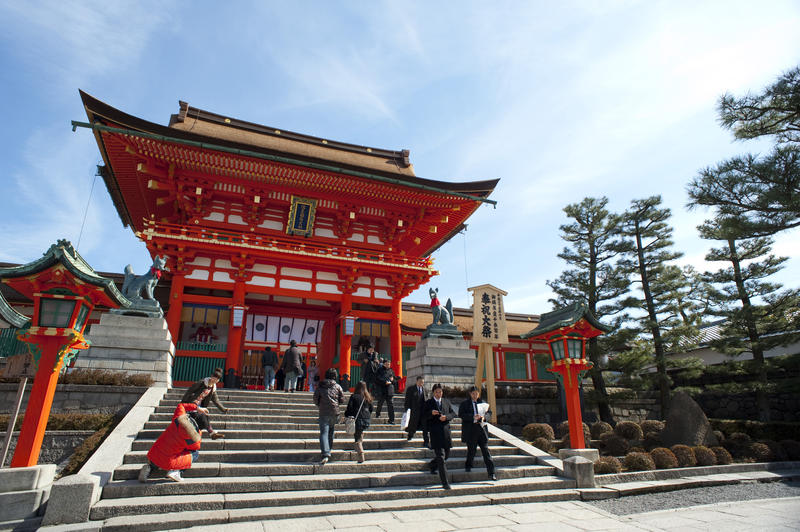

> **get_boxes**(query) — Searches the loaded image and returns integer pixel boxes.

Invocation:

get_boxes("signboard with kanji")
[468,284,508,345]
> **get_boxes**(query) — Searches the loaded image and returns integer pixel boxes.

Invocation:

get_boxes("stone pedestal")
[558,448,600,463]
[404,336,476,389]
[72,314,174,388]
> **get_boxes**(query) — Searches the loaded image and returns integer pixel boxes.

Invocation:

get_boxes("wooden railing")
[141,220,434,271]
[0,328,27,358]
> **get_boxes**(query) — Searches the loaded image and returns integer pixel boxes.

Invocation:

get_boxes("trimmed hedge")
[649,447,678,469]
[594,456,622,474]
[600,433,630,456]
[747,442,773,462]
[623,452,656,471]
[590,421,613,439]
[692,446,717,466]
[522,423,555,442]
[640,420,665,435]
[60,369,153,387]
[711,446,733,465]
[533,437,553,453]
[614,421,644,441]
[671,444,697,467]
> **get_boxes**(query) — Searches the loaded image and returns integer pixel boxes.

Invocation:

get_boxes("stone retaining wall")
[2,431,94,467]
[0,383,148,415]
[696,391,800,422]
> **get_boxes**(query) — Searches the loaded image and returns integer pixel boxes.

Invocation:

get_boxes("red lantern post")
[521,303,612,451]
[0,241,130,467]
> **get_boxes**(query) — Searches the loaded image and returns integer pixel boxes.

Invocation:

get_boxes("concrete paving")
[175,496,800,531]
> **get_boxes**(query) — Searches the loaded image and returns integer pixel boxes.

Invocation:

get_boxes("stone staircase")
[88,388,577,530]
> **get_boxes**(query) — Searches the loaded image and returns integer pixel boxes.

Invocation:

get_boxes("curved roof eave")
[79,90,500,198]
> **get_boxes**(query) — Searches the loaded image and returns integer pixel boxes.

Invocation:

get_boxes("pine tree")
[699,217,800,421]
[547,197,630,424]
[620,196,692,417]
[688,65,800,236]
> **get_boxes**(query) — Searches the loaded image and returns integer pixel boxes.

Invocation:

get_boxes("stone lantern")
[0,240,129,467]
[521,302,611,453]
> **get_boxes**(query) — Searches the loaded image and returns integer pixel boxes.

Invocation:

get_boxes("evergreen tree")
[620,196,693,417]
[688,66,800,236]
[699,218,800,421]
[547,197,630,424]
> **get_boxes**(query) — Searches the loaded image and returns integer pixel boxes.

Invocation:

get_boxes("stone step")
[134,428,474,442]
[154,403,422,422]
[97,489,580,531]
[122,445,525,464]
[150,409,429,420]
[113,455,543,480]
[142,419,461,430]
[95,473,575,516]
[129,436,505,452]
[136,424,409,438]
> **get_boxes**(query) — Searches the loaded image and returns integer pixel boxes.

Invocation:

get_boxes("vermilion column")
[226,281,246,380]
[11,337,67,467]
[390,297,402,377]
[165,273,185,345]
[338,292,352,384]
[550,363,588,449]
[498,348,507,380]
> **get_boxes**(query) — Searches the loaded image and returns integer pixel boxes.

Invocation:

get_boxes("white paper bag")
[400,408,411,430]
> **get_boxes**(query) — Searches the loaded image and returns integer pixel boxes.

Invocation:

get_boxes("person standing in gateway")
[261,346,278,391]
[281,340,303,392]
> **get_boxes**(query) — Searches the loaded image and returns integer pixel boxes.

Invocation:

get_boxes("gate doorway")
[240,313,327,390]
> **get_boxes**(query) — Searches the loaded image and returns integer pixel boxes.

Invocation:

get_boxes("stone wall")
[0,383,148,415]
[2,431,94,467]
[696,391,800,422]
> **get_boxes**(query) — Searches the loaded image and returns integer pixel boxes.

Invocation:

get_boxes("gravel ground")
[588,480,800,515]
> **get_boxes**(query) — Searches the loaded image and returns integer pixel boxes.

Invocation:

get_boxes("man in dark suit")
[423,383,455,489]
[458,385,497,481]
[403,376,428,446]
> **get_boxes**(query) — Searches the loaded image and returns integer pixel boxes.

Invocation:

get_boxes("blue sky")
[1,1,798,313]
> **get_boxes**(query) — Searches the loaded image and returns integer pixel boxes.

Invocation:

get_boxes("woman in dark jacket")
[344,380,373,463]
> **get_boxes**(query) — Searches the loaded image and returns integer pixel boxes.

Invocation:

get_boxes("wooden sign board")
[1,351,37,378]
[468,284,508,345]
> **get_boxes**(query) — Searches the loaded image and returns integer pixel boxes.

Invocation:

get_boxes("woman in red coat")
[139,402,209,482]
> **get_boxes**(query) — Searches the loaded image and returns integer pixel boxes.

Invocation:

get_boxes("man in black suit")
[458,385,497,481]
[423,383,456,490]
[403,376,428,446]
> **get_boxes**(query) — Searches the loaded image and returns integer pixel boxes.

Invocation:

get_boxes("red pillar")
[165,273,185,345]
[338,292,352,383]
[390,297,402,378]
[226,281,246,379]
[11,337,66,467]
[497,348,507,381]
[552,364,587,449]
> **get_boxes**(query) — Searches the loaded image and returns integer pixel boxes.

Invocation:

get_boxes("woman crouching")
[345,381,373,463]
[138,402,209,482]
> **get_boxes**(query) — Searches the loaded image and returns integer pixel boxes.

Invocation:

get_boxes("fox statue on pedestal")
[122,255,168,301]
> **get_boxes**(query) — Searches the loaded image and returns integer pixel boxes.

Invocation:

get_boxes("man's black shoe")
[465,466,471,472]
[489,474,497,481]
[430,468,437,475]
[443,484,452,490]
